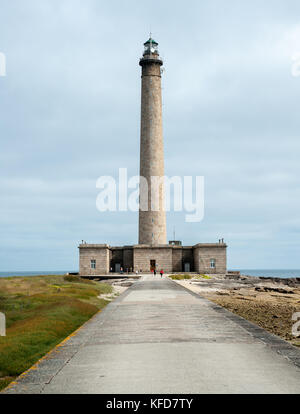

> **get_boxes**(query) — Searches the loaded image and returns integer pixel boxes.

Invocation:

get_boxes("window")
[210,259,216,269]
[91,260,96,269]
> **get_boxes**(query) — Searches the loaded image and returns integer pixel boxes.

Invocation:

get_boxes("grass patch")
[0,275,113,391]
[169,274,193,280]
[63,275,91,283]
[169,274,212,280]
[199,275,212,280]
[0,377,14,390]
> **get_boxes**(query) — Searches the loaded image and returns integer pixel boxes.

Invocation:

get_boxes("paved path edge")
[1,288,133,394]
[2,278,300,394]
[168,277,300,369]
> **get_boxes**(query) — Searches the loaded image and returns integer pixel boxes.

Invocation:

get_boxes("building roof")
[144,38,158,46]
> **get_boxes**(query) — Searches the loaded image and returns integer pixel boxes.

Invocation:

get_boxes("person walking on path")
[154,269,157,276]
[160,269,164,278]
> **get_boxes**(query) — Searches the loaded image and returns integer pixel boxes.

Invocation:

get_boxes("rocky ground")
[97,279,135,301]
[173,274,300,348]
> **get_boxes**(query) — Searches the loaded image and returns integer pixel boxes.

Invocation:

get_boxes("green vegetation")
[169,274,212,280]
[199,275,212,280]
[169,274,193,280]
[0,275,113,391]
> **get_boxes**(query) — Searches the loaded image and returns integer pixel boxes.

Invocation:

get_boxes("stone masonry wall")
[193,245,227,274]
[172,248,182,272]
[79,245,110,275]
[133,247,172,273]
[182,248,194,272]
[123,248,134,271]
[110,249,123,272]
[79,244,227,275]
[139,56,166,245]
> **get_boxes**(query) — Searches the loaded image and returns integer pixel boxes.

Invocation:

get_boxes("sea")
[239,269,300,279]
[0,271,76,278]
[0,269,300,279]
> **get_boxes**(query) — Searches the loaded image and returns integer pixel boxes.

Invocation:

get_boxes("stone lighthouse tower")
[139,37,167,245]
[78,38,227,276]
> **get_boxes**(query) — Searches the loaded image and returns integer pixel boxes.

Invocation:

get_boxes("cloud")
[1,0,300,270]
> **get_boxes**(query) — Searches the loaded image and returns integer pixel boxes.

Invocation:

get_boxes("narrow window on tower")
[210,259,216,269]
[91,260,96,269]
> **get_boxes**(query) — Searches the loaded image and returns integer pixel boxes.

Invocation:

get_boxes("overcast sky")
[1,0,300,271]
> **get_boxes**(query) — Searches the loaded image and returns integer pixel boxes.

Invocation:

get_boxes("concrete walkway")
[4,275,300,394]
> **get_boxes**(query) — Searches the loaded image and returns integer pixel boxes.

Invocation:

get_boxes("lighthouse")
[139,37,167,245]
[78,38,227,276]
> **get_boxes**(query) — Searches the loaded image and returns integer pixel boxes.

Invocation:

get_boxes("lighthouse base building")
[79,37,227,276]
[79,242,227,276]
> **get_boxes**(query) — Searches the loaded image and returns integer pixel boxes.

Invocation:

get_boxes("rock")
[255,286,294,294]
[226,274,241,280]
[117,282,133,287]
[259,277,299,287]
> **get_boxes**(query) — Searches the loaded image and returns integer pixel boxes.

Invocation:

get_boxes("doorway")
[184,263,191,272]
[150,260,156,272]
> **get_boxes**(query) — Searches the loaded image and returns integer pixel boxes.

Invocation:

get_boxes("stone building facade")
[78,38,228,276]
[79,241,227,275]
